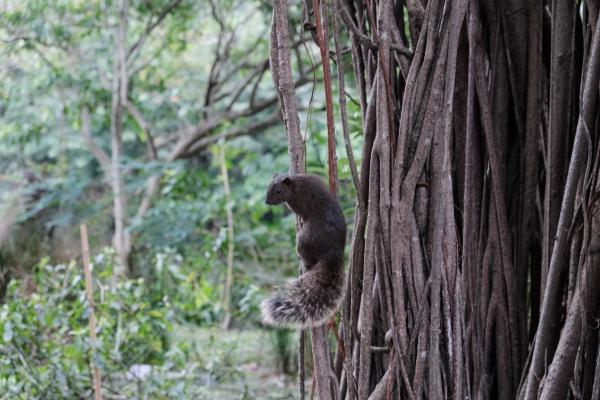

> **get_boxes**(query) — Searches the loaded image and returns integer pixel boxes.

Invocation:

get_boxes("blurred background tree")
[0,0,355,278]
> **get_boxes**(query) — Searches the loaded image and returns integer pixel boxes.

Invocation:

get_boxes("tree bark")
[271,1,332,399]
[277,1,600,398]
[110,0,131,278]
[522,13,600,400]
[220,139,235,331]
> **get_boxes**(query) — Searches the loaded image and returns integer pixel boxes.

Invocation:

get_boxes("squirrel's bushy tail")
[260,262,345,328]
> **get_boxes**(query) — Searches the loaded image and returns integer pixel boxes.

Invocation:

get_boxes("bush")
[0,252,178,398]
[143,248,264,328]
[0,249,277,399]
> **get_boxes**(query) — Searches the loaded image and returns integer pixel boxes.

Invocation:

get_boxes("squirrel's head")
[265,173,293,205]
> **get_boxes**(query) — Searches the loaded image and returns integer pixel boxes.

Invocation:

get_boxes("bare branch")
[249,63,268,108]
[123,100,158,159]
[225,60,270,111]
[182,110,281,157]
[338,0,377,50]
[126,0,183,63]
[128,38,170,77]
[204,30,228,113]
[333,0,359,194]
[166,95,279,160]
[391,44,413,57]
[80,106,110,170]
[134,110,281,223]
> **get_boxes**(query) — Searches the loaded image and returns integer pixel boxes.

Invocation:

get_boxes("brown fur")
[261,173,346,327]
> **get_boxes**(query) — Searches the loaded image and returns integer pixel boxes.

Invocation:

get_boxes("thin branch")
[80,106,110,170]
[338,0,377,50]
[220,138,235,331]
[134,110,280,223]
[167,95,279,159]
[391,44,413,57]
[123,100,158,159]
[333,0,360,195]
[225,60,270,111]
[249,63,268,108]
[182,110,281,157]
[128,38,171,77]
[126,0,184,63]
[312,0,338,194]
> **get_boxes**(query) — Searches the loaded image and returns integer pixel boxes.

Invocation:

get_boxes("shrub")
[0,252,176,398]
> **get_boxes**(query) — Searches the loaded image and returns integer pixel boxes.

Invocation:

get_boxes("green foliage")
[0,253,178,398]
[0,252,299,398]
[130,135,300,327]
[139,245,265,328]
[0,0,365,397]
[143,248,224,325]
[0,0,302,279]
[269,329,297,375]
[1,1,362,395]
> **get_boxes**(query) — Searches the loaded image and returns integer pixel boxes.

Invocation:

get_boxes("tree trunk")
[274,0,600,399]
[270,1,333,399]
[220,139,235,330]
[110,0,131,278]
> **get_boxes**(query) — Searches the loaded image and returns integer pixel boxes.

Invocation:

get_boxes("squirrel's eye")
[276,189,282,194]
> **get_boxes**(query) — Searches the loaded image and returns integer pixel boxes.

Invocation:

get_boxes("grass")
[168,325,300,399]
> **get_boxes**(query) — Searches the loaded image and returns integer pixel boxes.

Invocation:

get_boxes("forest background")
[0,1,342,398]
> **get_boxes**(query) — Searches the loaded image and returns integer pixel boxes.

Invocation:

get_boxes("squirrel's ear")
[282,176,292,185]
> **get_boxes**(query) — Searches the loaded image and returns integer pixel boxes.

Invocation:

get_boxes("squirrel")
[260,173,346,328]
